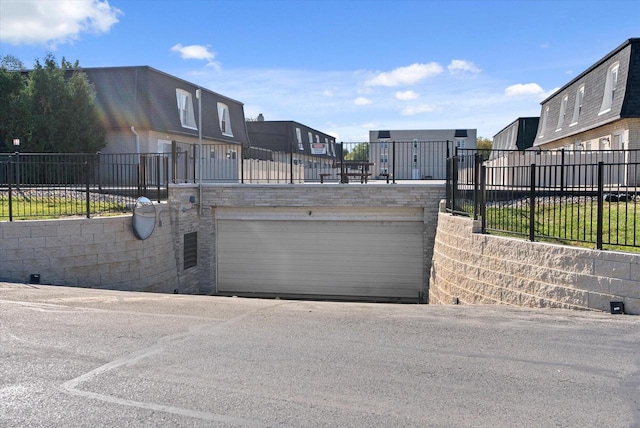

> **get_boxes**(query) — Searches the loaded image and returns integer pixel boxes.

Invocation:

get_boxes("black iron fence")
[447,148,640,250]
[1,153,169,221]
[168,140,454,184]
[1,140,454,220]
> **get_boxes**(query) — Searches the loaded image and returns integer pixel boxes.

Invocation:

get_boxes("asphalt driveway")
[1,282,639,427]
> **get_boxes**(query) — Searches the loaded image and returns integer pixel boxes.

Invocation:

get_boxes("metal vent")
[184,232,197,270]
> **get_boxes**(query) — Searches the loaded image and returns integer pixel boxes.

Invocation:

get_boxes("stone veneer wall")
[430,204,640,314]
[0,208,179,293]
[170,183,446,295]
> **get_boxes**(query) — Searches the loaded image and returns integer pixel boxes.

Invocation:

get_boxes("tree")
[476,136,493,160]
[0,56,28,151]
[344,143,369,161]
[0,53,106,153]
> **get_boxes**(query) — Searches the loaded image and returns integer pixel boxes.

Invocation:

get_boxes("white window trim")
[217,102,233,137]
[176,89,197,130]
[296,128,304,150]
[599,62,620,116]
[569,85,585,127]
[539,106,549,138]
[556,95,569,131]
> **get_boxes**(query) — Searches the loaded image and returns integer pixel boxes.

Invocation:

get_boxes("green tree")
[0,56,29,151]
[0,53,105,153]
[476,136,492,160]
[345,143,369,161]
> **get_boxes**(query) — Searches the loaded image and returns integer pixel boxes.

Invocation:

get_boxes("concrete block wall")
[0,209,178,293]
[170,183,447,295]
[430,206,640,314]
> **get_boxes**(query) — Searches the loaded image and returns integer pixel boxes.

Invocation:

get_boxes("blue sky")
[1,0,638,141]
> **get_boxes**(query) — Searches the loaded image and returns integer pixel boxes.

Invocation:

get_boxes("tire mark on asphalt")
[60,301,293,427]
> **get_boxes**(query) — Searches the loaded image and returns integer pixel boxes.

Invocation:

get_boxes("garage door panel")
[217,214,424,299]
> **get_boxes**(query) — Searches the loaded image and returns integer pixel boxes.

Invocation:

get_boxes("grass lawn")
[484,199,640,252]
[0,194,130,220]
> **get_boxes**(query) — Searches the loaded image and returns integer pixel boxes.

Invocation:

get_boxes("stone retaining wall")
[429,204,640,314]
[0,209,178,293]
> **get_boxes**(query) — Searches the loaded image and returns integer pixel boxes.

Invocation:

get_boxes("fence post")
[529,164,536,242]
[290,140,294,185]
[340,142,345,183]
[445,157,451,211]
[192,145,197,183]
[171,140,177,183]
[85,157,91,219]
[156,155,161,203]
[96,152,102,192]
[138,154,144,196]
[240,144,245,184]
[560,148,565,193]
[473,153,482,220]
[452,156,458,213]
[480,164,487,233]
[8,157,14,221]
[596,161,604,250]
[392,140,396,184]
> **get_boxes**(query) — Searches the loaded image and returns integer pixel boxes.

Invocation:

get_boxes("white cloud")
[395,91,418,101]
[354,97,372,106]
[401,104,437,116]
[365,62,443,87]
[448,59,481,74]
[170,44,219,68]
[504,83,545,97]
[0,0,121,46]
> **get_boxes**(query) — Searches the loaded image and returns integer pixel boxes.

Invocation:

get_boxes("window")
[316,135,320,143]
[413,154,418,164]
[556,95,569,131]
[456,139,466,148]
[296,128,303,150]
[381,142,388,149]
[539,107,549,138]
[599,137,610,150]
[413,139,419,149]
[570,85,585,126]
[176,89,197,129]
[599,62,620,115]
[308,132,313,144]
[381,154,388,163]
[226,150,237,160]
[293,158,300,166]
[217,103,233,136]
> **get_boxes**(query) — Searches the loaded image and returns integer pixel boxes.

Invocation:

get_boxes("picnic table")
[335,161,374,183]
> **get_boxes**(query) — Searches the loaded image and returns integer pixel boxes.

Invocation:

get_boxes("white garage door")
[216,207,424,299]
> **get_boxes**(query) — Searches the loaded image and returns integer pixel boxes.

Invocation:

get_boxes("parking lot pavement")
[1,282,639,427]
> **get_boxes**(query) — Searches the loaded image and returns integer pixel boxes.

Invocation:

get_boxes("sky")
[1,0,639,142]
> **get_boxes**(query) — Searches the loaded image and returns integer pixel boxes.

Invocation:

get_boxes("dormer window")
[539,106,549,138]
[570,85,584,126]
[599,62,620,115]
[176,89,197,129]
[556,94,568,131]
[296,128,304,150]
[217,102,233,136]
